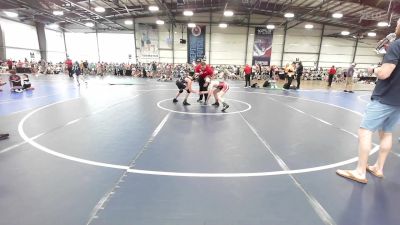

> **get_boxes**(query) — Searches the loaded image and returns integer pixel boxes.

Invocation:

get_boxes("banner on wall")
[252,27,273,65]
[138,24,159,61]
[187,25,206,63]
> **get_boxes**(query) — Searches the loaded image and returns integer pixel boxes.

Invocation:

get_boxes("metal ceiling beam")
[295,0,312,8]
[153,0,176,25]
[51,2,117,29]
[335,0,392,12]
[100,0,124,15]
[286,0,334,30]
[127,0,136,7]
[118,0,137,16]
[62,0,130,29]
[4,0,91,28]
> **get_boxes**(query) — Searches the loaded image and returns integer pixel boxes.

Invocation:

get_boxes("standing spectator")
[336,18,400,184]
[344,63,356,93]
[40,59,47,74]
[327,65,336,87]
[151,61,157,77]
[65,58,73,78]
[252,64,257,79]
[97,62,103,76]
[244,64,252,87]
[296,62,303,89]
[7,59,13,70]
[83,60,89,75]
[285,62,296,88]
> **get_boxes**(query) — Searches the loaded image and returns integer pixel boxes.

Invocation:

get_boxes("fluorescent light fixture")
[85,22,95,27]
[266,24,275,29]
[183,10,193,16]
[219,23,228,28]
[4,11,18,18]
[124,20,133,25]
[341,31,350,35]
[156,20,164,25]
[284,12,294,18]
[53,10,63,16]
[94,6,105,13]
[377,21,389,27]
[305,24,314,29]
[332,13,343,18]
[224,11,234,17]
[149,6,159,11]
[367,32,377,37]
[48,24,59,29]
[188,23,196,28]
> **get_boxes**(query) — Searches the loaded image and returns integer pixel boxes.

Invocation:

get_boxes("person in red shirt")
[194,59,203,102]
[194,59,202,74]
[197,61,214,103]
[244,64,252,87]
[327,65,336,87]
[65,58,73,78]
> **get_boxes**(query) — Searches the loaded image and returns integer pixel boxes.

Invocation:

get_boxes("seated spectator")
[0,77,6,91]
[22,74,34,90]
[9,70,23,93]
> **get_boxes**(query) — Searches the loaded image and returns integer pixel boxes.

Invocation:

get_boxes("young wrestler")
[173,74,197,105]
[205,77,230,112]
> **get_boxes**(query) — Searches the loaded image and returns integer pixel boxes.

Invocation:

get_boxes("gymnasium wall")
[45,28,66,63]
[0,16,384,69]
[0,18,41,61]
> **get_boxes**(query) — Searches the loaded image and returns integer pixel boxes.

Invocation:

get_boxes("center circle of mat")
[18,91,379,177]
[157,97,252,115]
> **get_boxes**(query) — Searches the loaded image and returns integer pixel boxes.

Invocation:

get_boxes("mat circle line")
[157,98,252,115]
[18,91,378,177]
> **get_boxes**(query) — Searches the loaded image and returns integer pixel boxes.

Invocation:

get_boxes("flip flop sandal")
[366,165,384,178]
[336,169,368,184]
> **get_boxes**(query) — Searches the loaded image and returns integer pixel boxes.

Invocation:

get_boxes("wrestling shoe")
[183,100,191,105]
[173,98,178,103]
[212,102,220,107]
[222,103,229,112]
[0,133,9,140]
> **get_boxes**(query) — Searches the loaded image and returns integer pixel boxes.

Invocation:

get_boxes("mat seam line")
[85,113,170,225]
[239,113,337,225]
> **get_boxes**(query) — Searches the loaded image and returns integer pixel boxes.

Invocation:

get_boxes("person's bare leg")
[211,89,219,105]
[336,128,372,183]
[184,92,190,101]
[369,131,392,176]
[219,91,226,102]
[354,128,374,178]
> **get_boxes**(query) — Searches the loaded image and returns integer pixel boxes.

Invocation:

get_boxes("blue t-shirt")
[371,38,400,106]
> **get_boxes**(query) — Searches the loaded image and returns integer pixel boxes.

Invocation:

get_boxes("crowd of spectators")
[0,58,377,87]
